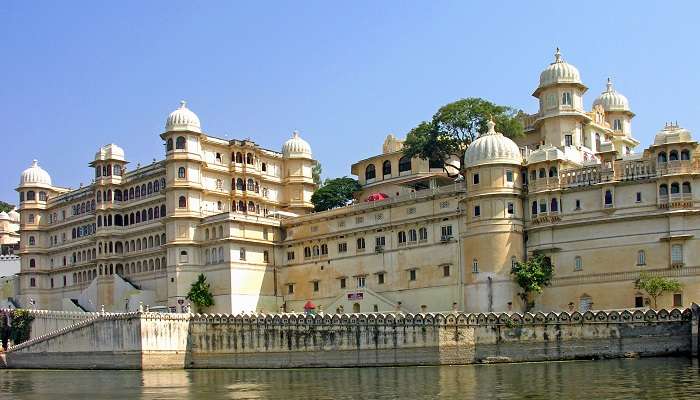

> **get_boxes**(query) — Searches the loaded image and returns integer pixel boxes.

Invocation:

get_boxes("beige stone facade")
[14,50,700,314]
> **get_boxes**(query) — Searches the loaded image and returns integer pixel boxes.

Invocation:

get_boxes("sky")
[2,1,700,204]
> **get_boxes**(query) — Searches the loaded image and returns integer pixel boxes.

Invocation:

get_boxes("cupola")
[282,130,312,158]
[533,48,586,96]
[165,101,201,133]
[464,120,523,168]
[593,78,632,114]
[19,160,52,188]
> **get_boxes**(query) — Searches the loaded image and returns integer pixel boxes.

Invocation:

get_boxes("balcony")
[656,160,700,177]
[658,193,694,209]
[528,177,563,192]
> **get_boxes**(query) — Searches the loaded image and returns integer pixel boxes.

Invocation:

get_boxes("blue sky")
[2,1,699,204]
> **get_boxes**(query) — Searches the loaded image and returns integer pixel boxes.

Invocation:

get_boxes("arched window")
[613,119,623,131]
[215,152,222,163]
[247,178,255,191]
[539,168,546,178]
[398,156,412,173]
[604,190,613,205]
[670,150,679,161]
[550,198,559,212]
[141,210,146,221]
[682,181,692,193]
[248,201,255,212]
[29,259,35,268]
[321,244,328,255]
[239,247,246,261]
[398,231,406,244]
[147,182,153,194]
[304,247,311,258]
[26,191,36,201]
[238,200,245,212]
[29,278,36,287]
[658,152,667,163]
[356,237,365,250]
[261,162,267,172]
[246,153,254,164]
[217,201,222,211]
[681,149,691,160]
[154,206,160,218]
[141,184,146,196]
[594,133,601,151]
[175,136,186,150]
[235,152,243,163]
[562,92,572,106]
[39,191,47,201]
[472,259,479,273]
[671,182,680,194]
[167,138,173,151]
[160,205,166,217]
[154,180,160,192]
[218,226,223,237]
[97,191,102,202]
[408,229,417,242]
[659,184,668,196]
[236,178,245,191]
[574,256,582,271]
[637,250,646,266]
[365,164,376,180]
[418,227,427,241]
[178,196,187,208]
[179,250,188,263]
[29,236,36,246]
[531,201,538,215]
[312,245,320,257]
[382,160,391,176]
[148,208,154,220]
[548,167,557,177]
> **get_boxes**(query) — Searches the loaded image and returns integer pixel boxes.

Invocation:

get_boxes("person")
[567,302,575,312]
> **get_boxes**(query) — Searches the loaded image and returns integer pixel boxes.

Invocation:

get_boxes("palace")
[13,49,700,314]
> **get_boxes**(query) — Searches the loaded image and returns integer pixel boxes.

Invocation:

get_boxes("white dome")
[0,212,9,221]
[538,48,582,89]
[593,78,630,113]
[8,209,20,222]
[19,160,52,187]
[165,101,201,133]
[653,123,694,146]
[282,130,312,158]
[464,120,523,168]
[94,143,125,162]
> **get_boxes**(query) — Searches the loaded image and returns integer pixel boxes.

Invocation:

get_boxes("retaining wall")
[3,307,698,369]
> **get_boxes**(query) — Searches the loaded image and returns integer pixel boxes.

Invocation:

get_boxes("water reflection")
[1,357,698,399]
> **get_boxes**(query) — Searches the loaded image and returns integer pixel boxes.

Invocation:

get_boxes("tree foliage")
[403,97,524,177]
[312,161,322,186]
[1,309,35,348]
[635,273,682,309]
[510,254,554,311]
[186,274,214,312]
[311,177,361,212]
[0,201,15,213]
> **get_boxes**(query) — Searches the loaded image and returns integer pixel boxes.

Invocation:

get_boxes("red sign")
[347,292,364,301]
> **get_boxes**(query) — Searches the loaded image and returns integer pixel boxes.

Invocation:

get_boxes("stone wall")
[2,306,698,369]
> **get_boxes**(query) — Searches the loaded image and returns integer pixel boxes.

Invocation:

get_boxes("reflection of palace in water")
[13,49,700,314]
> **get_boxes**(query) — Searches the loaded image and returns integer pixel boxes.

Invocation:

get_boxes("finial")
[292,130,300,138]
[606,77,613,92]
[31,159,38,167]
[554,47,562,63]
[179,100,187,109]
[485,119,497,135]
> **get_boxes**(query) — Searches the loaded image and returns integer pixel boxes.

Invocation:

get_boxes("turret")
[281,130,316,213]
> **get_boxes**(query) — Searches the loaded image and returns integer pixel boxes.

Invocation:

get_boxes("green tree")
[311,177,361,212]
[510,254,554,311]
[186,274,214,312]
[0,201,15,213]
[635,273,682,309]
[312,161,322,185]
[403,97,524,177]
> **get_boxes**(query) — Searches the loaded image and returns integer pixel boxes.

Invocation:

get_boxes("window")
[398,155,411,173]
[472,259,478,273]
[215,152,222,163]
[356,276,365,288]
[29,259,36,268]
[659,184,668,196]
[409,269,416,281]
[658,152,667,163]
[549,167,557,177]
[263,250,269,263]
[565,134,573,146]
[340,278,346,289]
[312,245,320,257]
[550,198,559,212]
[635,296,644,308]
[671,244,683,264]
[30,278,36,287]
[669,150,679,161]
[673,293,683,307]
[167,138,173,151]
[472,173,480,185]
[574,256,582,271]
[287,284,294,294]
[419,227,428,241]
[304,247,311,258]
[443,265,450,277]
[682,182,692,194]
[637,250,646,266]
[539,201,547,213]
[408,229,417,243]
[26,191,36,201]
[604,190,613,206]
[562,91,572,106]
[441,225,452,238]
[681,149,691,160]
[179,250,189,263]
[507,202,514,215]
[240,248,246,261]
[613,119,622,131]
[175,136,186,150]
[313,281,319,292]
[178,196,187,208]
[506,170,513,183]
[261,162,267,172]
[671,182,680,194]
[375,236,385,247]
[338,242,347,253]
[382,160,391,176]
[636,192,642,202]
[321,244,328,255]
[28,214,34,224]
[538,168,546,179]
[246,153,254,164]
[365,164,376,180]
[398,231,407,244]
[473,205,481,217]
[29,236,36,246]
[287,251,295,261]
[377,273,384,284]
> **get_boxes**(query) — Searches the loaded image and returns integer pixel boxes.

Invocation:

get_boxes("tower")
[281,131,316,214]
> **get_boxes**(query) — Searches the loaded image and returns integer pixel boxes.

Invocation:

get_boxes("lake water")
[1,357,699,399]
